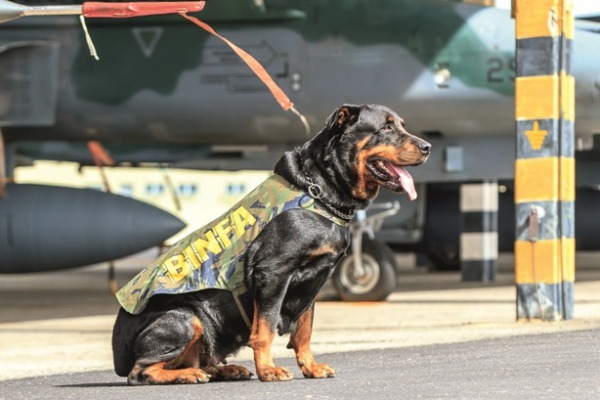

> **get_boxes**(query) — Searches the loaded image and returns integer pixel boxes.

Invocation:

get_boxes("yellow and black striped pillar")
[514,0,575,320]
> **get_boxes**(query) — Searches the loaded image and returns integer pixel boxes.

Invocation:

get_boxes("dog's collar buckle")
[306,179,323,199]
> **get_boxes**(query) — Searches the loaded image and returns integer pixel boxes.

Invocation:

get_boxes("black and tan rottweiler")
[112,104,431,384]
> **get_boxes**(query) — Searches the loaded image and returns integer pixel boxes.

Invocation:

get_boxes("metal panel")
[0,41,59,126]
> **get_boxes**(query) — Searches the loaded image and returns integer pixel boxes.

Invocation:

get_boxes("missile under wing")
[0,184,185,273]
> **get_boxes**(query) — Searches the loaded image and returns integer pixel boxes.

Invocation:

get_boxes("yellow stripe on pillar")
[560,235,575,282]
[516,76,559,121]
[561,0,575,39]
[515,238,575,284]
[559,157,575,202]
[515,157,575,202]
[515,158,557,202]
[515,0,561,39]
[561,72,575,121]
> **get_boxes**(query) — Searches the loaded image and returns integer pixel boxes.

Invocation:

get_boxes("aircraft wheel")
[332,237,398,302]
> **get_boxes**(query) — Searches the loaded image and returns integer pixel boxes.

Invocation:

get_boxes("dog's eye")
[382,123,394,132]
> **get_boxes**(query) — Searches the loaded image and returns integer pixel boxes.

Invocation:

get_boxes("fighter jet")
[2,0,600,286]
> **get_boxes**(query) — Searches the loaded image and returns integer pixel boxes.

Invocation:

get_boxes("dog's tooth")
[378,160,389,174]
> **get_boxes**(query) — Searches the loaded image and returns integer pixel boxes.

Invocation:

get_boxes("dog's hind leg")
[127,314,211,385]
[289,304,335,379]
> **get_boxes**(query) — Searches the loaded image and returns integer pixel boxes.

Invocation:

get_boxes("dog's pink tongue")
[391,165,417,201]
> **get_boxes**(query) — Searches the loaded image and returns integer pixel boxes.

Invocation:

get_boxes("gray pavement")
[1,252,600,399]
[2,331,599,399]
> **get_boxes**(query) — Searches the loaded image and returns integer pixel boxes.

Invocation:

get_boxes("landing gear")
[332,236,398,301]
[331,203,400,302]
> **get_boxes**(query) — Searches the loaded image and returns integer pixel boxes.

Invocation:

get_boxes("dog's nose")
[418,141,431,155]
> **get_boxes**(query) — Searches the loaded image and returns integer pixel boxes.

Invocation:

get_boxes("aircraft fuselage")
[2,0,599,147]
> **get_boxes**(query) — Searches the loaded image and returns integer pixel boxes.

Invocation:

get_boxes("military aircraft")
[2,0,600,299]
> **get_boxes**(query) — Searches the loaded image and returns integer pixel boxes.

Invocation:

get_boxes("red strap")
[179,12,294,111]
[87,141,114,166]
[87,141,115,192]
[83,2,205,18]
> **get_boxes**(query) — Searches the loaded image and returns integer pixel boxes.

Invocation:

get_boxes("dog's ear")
[325,104,361,130]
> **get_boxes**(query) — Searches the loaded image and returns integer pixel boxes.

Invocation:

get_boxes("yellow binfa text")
[163,206,257,282]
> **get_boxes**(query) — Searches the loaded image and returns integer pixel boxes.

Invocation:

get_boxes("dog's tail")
[111,308,138,377]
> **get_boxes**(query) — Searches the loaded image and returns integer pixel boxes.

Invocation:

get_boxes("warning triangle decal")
[132,27,164,58]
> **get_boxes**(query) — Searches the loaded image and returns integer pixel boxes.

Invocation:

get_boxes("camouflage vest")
[116,174,350,323]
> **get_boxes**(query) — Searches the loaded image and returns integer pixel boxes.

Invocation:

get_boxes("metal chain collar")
[303,174,355,221]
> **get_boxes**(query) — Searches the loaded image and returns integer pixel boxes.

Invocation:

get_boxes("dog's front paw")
[215,364,254,381]
[127,366,211,385]
[257,366,293,382]
[300,363,336,379]
[174,368,211,384]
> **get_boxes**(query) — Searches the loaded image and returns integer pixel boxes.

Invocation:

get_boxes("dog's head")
[321,104,430,201]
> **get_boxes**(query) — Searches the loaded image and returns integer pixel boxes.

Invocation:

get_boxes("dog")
[111,104,431,384]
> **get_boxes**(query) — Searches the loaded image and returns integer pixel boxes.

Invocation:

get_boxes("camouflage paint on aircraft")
[73,17,205,103]
[71,0,514,105]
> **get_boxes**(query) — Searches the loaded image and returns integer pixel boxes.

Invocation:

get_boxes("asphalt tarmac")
[1,252,600,399]
[3,331,599,400]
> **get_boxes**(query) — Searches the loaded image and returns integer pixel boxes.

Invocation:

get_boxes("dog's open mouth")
[367,159,417,200]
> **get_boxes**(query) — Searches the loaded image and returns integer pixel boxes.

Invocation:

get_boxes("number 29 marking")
[487,57,515,83]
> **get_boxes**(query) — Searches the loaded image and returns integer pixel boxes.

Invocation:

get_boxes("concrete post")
[460,181,498,282]
[514,0,575,320]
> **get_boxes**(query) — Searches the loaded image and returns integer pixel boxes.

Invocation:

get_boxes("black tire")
[332,237,398,301]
